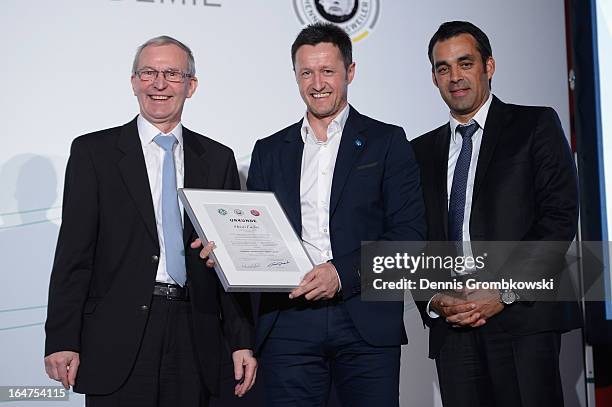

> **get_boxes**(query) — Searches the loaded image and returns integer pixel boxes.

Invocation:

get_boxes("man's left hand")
[465,289,504,321]
[442,289,504,327]
[289,263,340,301]
[231,349,257,397]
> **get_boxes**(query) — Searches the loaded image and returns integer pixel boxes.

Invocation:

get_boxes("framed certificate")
[178,189,314,292]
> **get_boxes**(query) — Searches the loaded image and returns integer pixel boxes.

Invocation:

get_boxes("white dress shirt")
[428,93,493,317]
[299,104,350,287]
[137,115,184,285]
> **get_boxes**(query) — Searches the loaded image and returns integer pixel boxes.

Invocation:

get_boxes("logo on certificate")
[234,209,244,216]
[217,208,228,215]
[250,209,261,217]
[292,0,381,43]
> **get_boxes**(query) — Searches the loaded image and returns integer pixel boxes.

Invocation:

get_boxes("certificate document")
[179,189,314,292]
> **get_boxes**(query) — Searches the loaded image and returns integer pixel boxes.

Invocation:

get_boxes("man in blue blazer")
[247,23,426,406]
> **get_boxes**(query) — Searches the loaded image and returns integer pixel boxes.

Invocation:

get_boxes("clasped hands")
[430,288,505,328]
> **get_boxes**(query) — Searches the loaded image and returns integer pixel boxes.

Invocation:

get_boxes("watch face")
[501,291,516,305]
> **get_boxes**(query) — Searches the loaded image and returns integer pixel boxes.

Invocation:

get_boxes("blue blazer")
[247,106,426,350]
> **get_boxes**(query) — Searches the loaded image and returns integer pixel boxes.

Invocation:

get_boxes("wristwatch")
[500,289,519,305]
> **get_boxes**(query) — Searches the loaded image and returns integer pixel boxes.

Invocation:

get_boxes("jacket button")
[152,255,159,263]
[139,305,149,311]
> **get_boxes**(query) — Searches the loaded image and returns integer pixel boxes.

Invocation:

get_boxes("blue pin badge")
[354,138,364,149]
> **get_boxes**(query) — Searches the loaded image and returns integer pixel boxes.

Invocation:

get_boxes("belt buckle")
[165,286,178,301]
[167,285,187,301]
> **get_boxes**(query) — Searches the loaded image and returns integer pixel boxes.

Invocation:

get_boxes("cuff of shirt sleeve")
[327,259,342,293]
[427,295,441,318]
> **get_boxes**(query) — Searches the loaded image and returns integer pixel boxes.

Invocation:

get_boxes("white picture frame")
[179,189,314,292]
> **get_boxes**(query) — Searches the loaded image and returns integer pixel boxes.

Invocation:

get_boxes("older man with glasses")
[44,35,256,407]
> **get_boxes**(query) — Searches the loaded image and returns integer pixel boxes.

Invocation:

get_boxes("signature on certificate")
[267,260,290,268]
[241,263,261,269]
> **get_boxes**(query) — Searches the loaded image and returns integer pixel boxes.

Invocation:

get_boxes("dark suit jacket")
[411,96,582,358]
[44,117,253,395]
[247,106,426,351]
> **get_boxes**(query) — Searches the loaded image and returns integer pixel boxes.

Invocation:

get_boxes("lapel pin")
[354,138,364,149]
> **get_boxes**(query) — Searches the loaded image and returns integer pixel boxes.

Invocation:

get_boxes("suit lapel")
[182,127,210,244]
[280,123,304,234]
[435,124,451,240]
[329,106,367,217]
[117,118,158,245]
[473,96,507,201]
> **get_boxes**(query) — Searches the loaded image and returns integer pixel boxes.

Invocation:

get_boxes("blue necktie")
[154,134,187,286]
[448,121,479,243]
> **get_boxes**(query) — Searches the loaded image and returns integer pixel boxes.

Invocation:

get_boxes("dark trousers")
[260,301,400,407]
[435,321,563,407]
[86,296,210,407]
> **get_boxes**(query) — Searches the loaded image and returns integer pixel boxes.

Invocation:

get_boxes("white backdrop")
[0,1,584,406]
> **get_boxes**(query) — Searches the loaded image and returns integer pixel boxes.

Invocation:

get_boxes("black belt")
[153,282,189,301]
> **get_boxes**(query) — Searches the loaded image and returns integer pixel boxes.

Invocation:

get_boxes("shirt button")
[322,228,328,233]
[152,255,159,263]
[321,171,327,175]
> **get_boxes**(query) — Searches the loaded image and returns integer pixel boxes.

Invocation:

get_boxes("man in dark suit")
[44,36,256,406]
[247,23,426,406]
[412,21,581,407]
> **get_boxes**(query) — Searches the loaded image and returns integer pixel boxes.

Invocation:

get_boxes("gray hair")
[132,35,196,76]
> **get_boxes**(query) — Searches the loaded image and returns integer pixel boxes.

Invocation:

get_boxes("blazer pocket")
[83,299,99,315]
[355,161,379,171]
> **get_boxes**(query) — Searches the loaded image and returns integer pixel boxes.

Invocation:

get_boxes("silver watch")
[500,289,519,305]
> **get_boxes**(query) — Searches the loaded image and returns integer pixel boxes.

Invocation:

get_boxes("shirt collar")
[449,93,493,142]
[137,115,184,148]
[300,103,350,144]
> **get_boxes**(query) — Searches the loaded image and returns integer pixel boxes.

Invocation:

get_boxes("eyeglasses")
[135,69,193,83]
